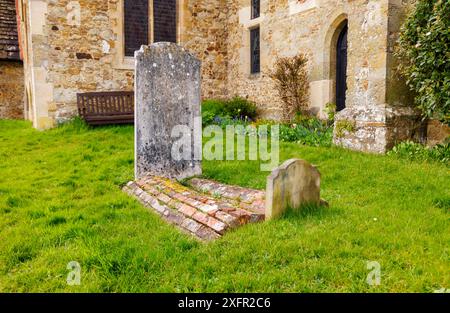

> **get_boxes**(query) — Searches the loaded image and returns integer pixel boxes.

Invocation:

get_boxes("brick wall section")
[124,0,149,57]
[0,0,20,60]
[153,0,177,43]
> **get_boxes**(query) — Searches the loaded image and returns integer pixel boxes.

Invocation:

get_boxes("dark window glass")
[153,0,177,43]
[250,27,260,74]
[251,0,260,19]
[124,0,149,57]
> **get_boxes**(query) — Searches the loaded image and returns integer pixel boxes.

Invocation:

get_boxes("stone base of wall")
[333,105,424,154]
[427,120,450,147]
[0,61,24,119]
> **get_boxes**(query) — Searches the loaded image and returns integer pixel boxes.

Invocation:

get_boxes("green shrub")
[202,101,332,147]
[202,98,257,127]
[279,117,333,147]
[224,97,258,121]
[202,99,227,116]
[388,140,450,165]
[396,0,450,125]
[202,100,228,126]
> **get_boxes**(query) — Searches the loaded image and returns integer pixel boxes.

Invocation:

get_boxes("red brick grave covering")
[123,176,266,241]
[123,159,326,241]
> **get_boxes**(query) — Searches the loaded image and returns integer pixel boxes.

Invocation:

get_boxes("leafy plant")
[278,117,333,147]
[324,102,337,123]
[202,98,257,127]
[270,54,310,120]
[335,120,356,138]
[202,102,332,147]
[388,140,450,165]
[396,0,450,125]
[224,97,257,121]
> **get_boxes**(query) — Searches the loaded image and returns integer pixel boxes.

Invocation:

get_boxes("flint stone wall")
[0,61,24,119]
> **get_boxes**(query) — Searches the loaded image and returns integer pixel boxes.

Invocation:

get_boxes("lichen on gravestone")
[266,158,323,220]
[135,42,202,180]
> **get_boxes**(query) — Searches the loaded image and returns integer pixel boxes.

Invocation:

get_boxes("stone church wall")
[18,0,428,153]
[225,0,405,123]
[0,0,23,119]
[19,0,229,129]
[0,60,24,119]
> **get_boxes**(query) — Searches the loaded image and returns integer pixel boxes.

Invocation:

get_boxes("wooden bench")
[77,91,134,126]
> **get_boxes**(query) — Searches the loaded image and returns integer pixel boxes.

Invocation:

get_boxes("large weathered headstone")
[266,159,322,220]
[135,42,202,180]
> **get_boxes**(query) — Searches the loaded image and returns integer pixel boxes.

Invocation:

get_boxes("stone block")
[427,120,450,147]
[266,159,321,220]
[135,42,202,180]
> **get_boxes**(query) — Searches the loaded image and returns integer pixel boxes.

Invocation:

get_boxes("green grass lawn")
[0,119,448,292]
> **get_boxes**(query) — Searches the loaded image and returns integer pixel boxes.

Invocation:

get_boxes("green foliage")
[0,120,448,292]
[388,140,450,165]
[225,97,258,120]
[335,120,356,138]
[202,97,258,127]
[201,100,226,126]
[279,117,333,147]
[433,197,450,213]
[396,0,450,125]
[324,102,336,122]
[202,100,333,147]
[203,107,333,148]
[57,116,90,133]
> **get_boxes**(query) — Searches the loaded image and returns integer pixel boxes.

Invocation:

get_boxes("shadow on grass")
[433,197,450,213]
[281,203,343,221]
[56,117,134,135]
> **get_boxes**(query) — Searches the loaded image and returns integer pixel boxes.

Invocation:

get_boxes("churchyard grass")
[0,119,448,292]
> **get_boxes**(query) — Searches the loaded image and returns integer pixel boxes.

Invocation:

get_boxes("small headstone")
[135,42,202,180]
[266,159,322,220]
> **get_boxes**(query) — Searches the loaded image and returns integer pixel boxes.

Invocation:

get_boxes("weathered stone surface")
[0,0,23,120]
[266,159,321,220]
[333,106,425,154]
[427,120,450,147]
[189,177,266,214]
[125,164,324,239]
[135,42,202,180]
[0,61,24,119]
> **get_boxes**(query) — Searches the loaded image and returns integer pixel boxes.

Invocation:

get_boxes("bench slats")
[77,91,134,126]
